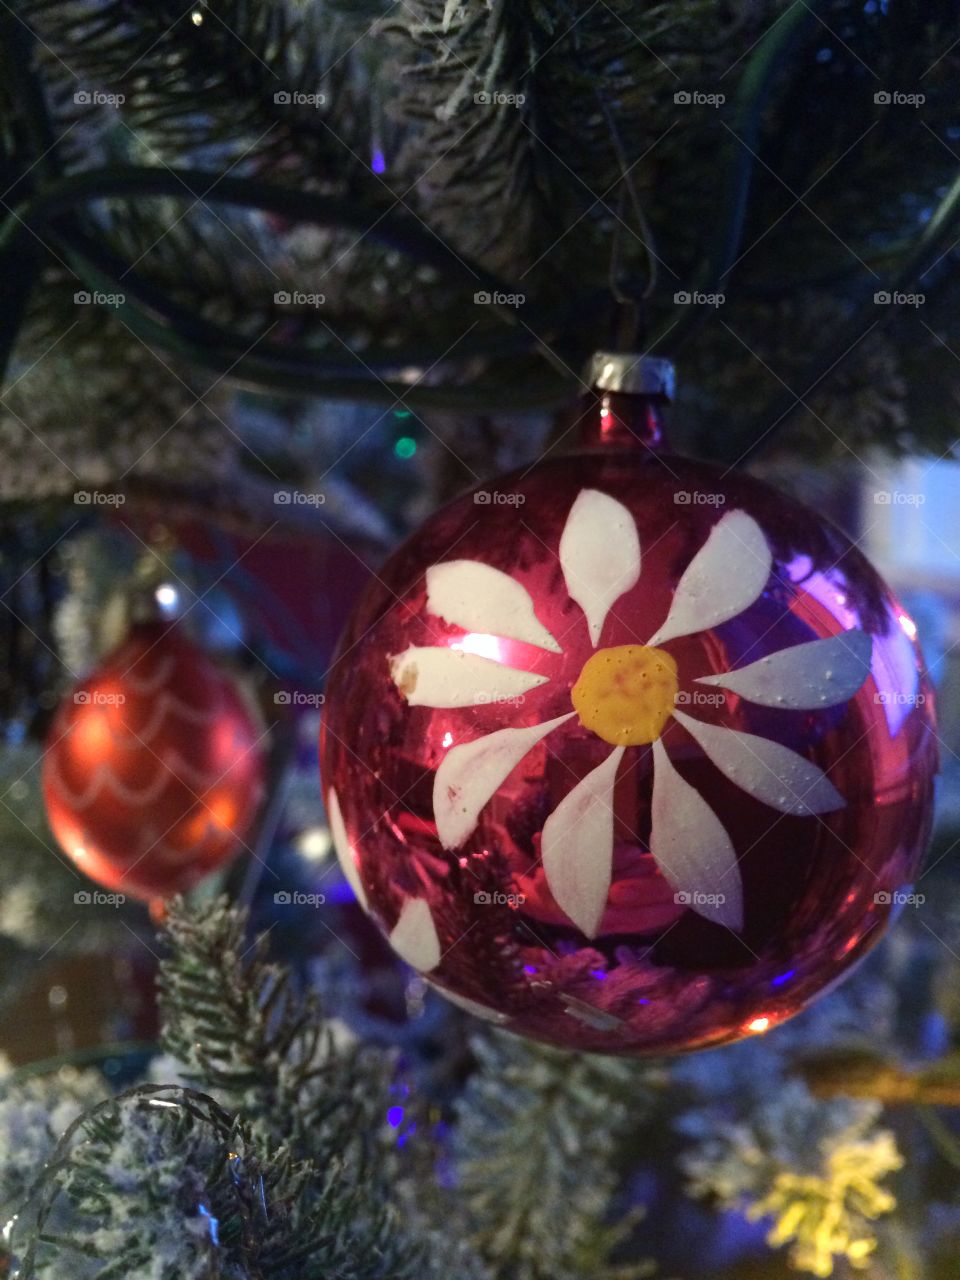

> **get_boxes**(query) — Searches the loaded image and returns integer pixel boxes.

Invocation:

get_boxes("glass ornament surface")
[320,392,937,1055]
[43,621,265,901]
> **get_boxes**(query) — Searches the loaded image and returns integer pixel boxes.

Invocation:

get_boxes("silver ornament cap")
[585,351,676,402]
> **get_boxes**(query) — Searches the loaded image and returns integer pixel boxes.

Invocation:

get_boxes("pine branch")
[386,0,754,281]
[453,1033,654,1280]
[796,1047,960,1109]
[0,745,136,1012]
[679,1079,904,1279]
[16,1082,385,1279]
[7,0,958,454]
[6,897,493,1279]
[0,279,235,503]
[156,895,449,1279]
[24,0,390,194]
[159,896,378,1155]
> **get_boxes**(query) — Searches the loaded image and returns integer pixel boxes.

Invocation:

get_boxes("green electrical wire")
[0,166,600,409]
[653,0,832,357]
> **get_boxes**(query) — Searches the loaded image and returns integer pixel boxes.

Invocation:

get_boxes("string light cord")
[0,166,606,399]
[651,0,829,358]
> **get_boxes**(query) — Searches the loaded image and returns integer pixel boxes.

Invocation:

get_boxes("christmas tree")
[2,2,960,1277]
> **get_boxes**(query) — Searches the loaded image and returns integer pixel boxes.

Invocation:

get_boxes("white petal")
[426,560,560,653]
[647,509,771,645]
[560,489,641,646]
[390,645,547,708]
[650,739,744,930]
[696,630,873,709]
[673,710,845,815]
[434,712,574,849]
[389,897,441,971]
[541,746,624,938]
[327,786,368,909]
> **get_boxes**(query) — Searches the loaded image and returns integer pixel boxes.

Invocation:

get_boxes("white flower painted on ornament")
[385,489,873,954]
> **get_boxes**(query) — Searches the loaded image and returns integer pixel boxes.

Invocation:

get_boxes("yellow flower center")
[572,645,679,746]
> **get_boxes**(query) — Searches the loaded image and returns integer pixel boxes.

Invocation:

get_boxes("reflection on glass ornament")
[297,826,332,863]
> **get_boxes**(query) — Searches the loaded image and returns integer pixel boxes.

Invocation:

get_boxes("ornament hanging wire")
[594,82,660,312]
